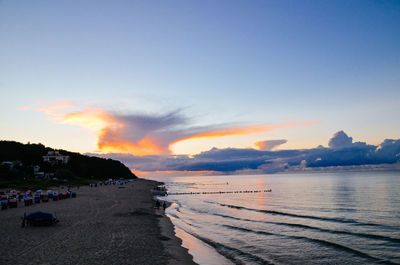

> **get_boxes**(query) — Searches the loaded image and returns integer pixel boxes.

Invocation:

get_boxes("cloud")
[174,121,318,143]
[254,139,287,151]
[374,139,400,164]
[89,131,400,175]
[328,130,353,148]
[97,111,189,155]
[25,103,400,174]
[91,147,303,173]
[26,102,320,156]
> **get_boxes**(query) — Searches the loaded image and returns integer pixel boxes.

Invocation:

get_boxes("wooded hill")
[0,140,136,189]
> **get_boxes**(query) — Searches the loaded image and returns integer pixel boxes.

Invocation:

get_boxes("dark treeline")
[0,140,136,188]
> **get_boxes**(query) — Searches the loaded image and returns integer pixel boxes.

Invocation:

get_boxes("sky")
[1,1,400,174]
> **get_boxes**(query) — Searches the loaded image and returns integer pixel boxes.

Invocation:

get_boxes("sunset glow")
[98,137,164,156]
[28,102,322,156]
[174,121,320,143]
[132,169,220,178]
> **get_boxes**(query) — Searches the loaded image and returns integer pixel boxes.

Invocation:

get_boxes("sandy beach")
[0,179,195,265]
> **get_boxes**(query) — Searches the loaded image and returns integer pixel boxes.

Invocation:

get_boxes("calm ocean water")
[152,172,400,265]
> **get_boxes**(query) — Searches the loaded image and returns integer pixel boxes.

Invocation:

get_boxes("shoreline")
[152,190,196,265]
[157,202,196,265]
[160,201,234,265]
[0,178,195,265]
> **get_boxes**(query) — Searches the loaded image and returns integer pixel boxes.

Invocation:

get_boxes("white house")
[42,151,69,164]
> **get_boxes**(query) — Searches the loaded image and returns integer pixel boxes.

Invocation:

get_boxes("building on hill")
[42,151,69,165]
[1,161,22,170]
[33,165,45,179]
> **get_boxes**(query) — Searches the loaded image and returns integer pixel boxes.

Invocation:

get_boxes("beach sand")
[0,179,195,265]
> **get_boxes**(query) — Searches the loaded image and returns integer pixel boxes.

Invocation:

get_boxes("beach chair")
[9,199,18,208]
[34,195,41,204]
[25,197,33,206]
[1,200,8,210]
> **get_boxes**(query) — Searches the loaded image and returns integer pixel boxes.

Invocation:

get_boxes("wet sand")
[0,179,195,265]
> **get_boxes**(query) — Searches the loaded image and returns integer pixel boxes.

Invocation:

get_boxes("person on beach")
[162,201,166,211]
[21,211,26,228]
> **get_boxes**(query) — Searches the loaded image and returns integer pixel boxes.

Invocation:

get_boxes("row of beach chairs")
[1,190,77,210]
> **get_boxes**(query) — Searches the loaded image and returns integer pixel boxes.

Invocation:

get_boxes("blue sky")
[1,0,399,156]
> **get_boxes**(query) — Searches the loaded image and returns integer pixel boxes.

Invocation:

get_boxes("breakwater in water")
[167,189,272,196]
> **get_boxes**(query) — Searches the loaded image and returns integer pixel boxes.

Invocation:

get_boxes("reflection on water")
[172,215,234,265]
[332,175,357,210]
[154,172,400,265]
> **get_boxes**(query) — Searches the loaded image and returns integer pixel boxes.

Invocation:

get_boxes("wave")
[168,210,204,229]
[179,228,275,265]
[168,209,274,264]
[168,213,180,220]
[213,213,400,244]
[170,201,182,208]
[223,224,397,264]
[206,201,391,228]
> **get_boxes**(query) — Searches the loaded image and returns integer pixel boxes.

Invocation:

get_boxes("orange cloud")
[173,121,320,145]
[26,102,321,156]
[98,137,164,156]
[254,139,288,151]
[132,169,220,178]
[26,102,169,156]
[35,102,76,118]
[63,108,119,132]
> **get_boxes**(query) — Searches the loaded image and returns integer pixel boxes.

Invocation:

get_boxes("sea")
[150,171,400,265]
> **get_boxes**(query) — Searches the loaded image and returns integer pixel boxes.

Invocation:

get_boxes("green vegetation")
[0,140,136,189]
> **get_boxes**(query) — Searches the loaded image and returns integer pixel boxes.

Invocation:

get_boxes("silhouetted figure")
[162,201,166,211]
[21,211,26,228]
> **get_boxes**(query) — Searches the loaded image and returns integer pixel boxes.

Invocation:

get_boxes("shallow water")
[152,171,400,265]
